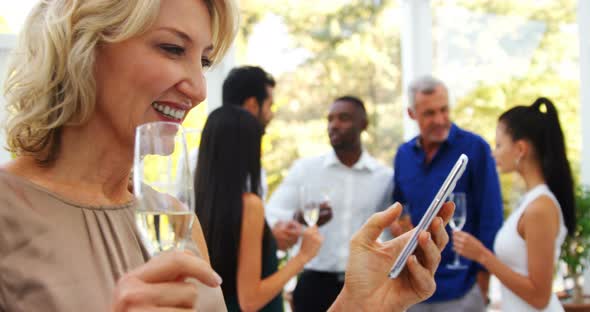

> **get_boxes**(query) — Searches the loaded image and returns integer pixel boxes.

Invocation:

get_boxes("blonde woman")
[1,1,453,311]
[1,1,237,311]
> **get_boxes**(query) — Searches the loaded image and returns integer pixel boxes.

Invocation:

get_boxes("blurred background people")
[267,96,393,311]
[188,65,274,195]
[221,66,305,251]
[194,106,323,312]
[453,97,575,311]
[187,65,303,251]
[391,75,503,311]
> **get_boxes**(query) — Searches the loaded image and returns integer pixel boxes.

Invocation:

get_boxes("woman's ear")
[515,139,530,160]
[242,97,260,116]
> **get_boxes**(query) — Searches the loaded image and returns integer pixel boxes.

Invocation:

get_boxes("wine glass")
[448,192,467,269]
[182,128,201,181]
[300,185,321,227]
[133,122,195,256]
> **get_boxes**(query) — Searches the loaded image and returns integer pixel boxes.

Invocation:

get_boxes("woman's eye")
[160,44,185,56]
[201,57,212,68]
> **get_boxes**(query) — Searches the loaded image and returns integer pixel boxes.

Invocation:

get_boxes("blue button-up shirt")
[392,123,503,302]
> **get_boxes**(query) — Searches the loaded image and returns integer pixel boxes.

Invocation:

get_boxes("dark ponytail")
[499,97,575,235]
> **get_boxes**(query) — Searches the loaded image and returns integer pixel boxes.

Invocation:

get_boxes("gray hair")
[408,75,448,111]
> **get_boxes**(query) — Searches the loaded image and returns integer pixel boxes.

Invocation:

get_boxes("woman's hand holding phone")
[388,154,468,279]
[328,202,454,312]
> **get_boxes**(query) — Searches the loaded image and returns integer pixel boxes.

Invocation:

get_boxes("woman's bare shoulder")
[524,195,559,220]
[521,195,560,237]
[242,193,264,219]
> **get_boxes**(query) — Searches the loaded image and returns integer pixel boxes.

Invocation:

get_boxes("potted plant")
[560,186,590,310]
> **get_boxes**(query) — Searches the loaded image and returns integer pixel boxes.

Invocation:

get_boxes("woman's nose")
[178,65,207,105]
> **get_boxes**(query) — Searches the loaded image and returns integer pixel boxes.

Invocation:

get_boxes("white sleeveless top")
[494,184,566,311]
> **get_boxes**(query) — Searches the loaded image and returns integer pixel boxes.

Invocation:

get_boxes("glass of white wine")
[133,122,195,256]
[447,192,467,270]
[300,185,322,227]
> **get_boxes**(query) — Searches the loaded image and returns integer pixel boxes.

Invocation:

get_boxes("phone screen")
[388,154,468,279]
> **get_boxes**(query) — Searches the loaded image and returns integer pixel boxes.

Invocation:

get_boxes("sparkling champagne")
[135,211,195,255]
[303,207,320,227]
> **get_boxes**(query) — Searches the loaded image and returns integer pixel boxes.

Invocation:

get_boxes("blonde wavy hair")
[3,0,238,164]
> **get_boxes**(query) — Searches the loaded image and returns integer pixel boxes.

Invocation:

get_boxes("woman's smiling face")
[94,0,213,146]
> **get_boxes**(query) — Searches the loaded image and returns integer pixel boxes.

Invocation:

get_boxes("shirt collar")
[323,149,379,172]
[446,123,459,145]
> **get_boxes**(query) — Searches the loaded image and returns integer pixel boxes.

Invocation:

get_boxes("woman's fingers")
[438,202,455,227]
[147,282,199,308]
[429,217,449,250]
[354,203,403,243]
[113,275,200,312]
[406,254,436,297]
[415,231,441,275]
[132,251,222,287]
[125,281,198,308]
[112,251,221,311]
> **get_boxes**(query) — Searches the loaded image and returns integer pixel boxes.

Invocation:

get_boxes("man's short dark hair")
[334,95,367,117]
[222,66,276,108]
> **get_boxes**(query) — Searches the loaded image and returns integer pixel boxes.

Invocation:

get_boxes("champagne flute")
[183,128,201,181]
[133,122,195,256]
[300,185,320,227]
[448,192,467,269]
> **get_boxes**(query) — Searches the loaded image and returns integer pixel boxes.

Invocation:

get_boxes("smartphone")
[388,154,469,279]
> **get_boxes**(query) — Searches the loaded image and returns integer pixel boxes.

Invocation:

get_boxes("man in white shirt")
[266,96,393,312]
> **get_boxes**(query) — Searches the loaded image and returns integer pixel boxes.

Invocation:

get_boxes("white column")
[580,0,590,186]
[400,0,432,141]
[205,44,236,113]
[0,34,17,164]
[577,0,590,295]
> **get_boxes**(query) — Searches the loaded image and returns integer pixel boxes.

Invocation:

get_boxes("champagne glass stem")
[453,249,461,266]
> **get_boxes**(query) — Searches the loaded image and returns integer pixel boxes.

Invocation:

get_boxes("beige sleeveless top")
[0,170,226,312]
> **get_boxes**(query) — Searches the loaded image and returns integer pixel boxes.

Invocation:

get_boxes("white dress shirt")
[266,150,393,272]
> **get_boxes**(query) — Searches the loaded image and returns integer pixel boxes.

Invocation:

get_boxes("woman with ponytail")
[453,97,574,311]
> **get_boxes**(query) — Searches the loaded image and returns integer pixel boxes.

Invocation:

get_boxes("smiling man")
[391,75,503,312]
[266,96,393,312]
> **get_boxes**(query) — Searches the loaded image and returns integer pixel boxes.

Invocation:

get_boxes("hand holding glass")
[448,192,467,270]
[133,122,195,256]
[300,186,329,227]
[389,154,468,279]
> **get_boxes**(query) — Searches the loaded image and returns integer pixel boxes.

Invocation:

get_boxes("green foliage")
[240,0,404,194]
[561,186,590,283]
[440,0,579,213]
[239,0,580,204]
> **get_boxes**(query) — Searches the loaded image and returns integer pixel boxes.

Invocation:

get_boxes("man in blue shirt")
[392,75,503,312]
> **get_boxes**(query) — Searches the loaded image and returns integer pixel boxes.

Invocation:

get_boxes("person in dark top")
[194,106,323,311]
[391,75,503,311]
